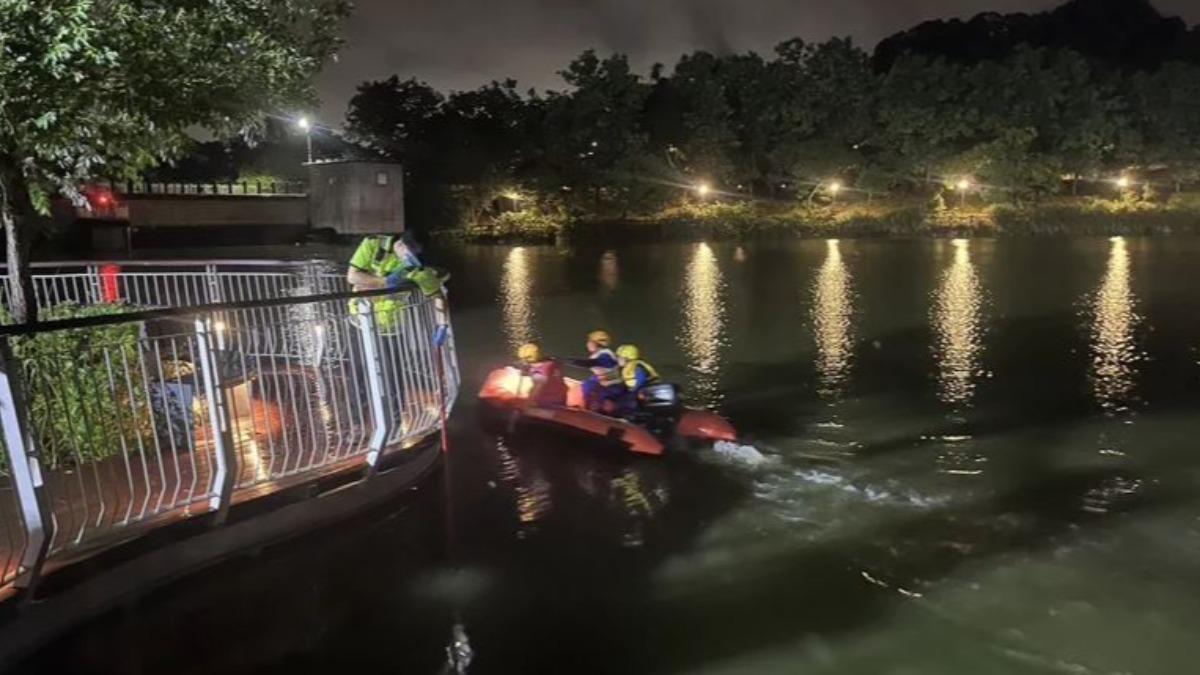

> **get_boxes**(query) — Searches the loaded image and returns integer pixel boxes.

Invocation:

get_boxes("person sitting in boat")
[571,330,625,413]
[617,344,660,393]
[517,342,567,407]
[616,344,661,415]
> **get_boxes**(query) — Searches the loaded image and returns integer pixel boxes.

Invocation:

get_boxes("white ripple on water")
[709,440,777,468]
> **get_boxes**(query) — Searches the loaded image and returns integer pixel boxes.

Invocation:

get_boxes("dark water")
[19,237,1200,674]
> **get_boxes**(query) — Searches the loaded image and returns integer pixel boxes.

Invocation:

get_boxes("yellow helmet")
[587,330,611,347]
[517,343,541,363]
[616,344,640,361]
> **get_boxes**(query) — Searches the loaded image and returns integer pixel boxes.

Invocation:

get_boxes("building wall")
[308,162,404,235]
[126,195,309,228]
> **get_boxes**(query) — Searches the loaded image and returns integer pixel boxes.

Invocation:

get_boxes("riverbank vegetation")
[340,0,1200,241]
[441,193,1200,244]
[0,0,349,322]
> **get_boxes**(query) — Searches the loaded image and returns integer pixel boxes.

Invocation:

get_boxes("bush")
[1,303,149,472]
[466,209,566,242]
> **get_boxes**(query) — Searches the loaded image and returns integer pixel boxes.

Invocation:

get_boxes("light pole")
[955,178,971,207]
[297,116,313,163]
[828,180,842,205]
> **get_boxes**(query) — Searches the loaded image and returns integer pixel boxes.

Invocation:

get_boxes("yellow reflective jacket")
[621,359,660,390]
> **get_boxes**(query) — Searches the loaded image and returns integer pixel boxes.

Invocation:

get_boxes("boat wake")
[710,440,777,468]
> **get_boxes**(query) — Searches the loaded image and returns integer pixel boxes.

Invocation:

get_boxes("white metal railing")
[0,265,458,596]
[1,260,344,317]
[100,180,307,197]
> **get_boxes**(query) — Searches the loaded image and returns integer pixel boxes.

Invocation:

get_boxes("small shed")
[307,160,405,235]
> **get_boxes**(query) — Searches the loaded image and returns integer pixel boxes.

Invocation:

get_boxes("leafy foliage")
[338,1,1200,235]
[0,0,349,321]
[1,303,148,472]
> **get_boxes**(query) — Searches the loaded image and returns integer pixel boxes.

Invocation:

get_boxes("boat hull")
[478,367,737,456]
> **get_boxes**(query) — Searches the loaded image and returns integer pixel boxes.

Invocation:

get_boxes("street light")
[828,180,843,201]
[954,178,972,207]
[297,116,313,163]
[695,182,711,198]
[1116,175,1131,190]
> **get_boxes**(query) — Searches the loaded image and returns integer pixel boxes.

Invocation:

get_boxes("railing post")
[85,264,101,305]
[204,264,228,350]
[0,338,55,598]
[356,299,392,471]
[195,318,237,525]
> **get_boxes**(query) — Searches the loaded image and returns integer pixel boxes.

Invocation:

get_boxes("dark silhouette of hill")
[873,0,1200,71]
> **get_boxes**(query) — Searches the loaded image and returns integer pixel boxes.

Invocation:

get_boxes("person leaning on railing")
[346,232,445,326]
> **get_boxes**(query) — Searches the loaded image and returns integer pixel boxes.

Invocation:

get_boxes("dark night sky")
[316,0,1200,120]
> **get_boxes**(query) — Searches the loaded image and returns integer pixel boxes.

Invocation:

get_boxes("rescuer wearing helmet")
[517,342,567,407]
[615,344,661,416]
[571,330,625,413]
[616,344,660,393]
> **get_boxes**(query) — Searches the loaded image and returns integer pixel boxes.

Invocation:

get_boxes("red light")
[95,194,110,206]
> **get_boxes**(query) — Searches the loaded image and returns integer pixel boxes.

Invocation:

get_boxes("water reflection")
[932,239,985,406]
[811,239,854,397]
[1090,237,1140,411]
[598,250,619,294]
[679,243,727,409]
[496,438,551,533]
[499,247,536,351]
[497,436,670,546]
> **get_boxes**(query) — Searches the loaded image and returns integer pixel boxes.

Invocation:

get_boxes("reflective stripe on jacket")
[589,348,622,387]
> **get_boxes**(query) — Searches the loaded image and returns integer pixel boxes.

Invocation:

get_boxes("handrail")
[0,286,405,336]
[0,261,459,598]
[0,259,329,270]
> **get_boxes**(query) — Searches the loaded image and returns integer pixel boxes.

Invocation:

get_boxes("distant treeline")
[245,0,1200,230]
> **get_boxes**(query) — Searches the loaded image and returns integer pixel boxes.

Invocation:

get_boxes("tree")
[770,38,877,195]
[439,80,537,226]
[0,0,348,323]
[660,52,737,185]
[876,55,981,185]
[345,76,445,174]
[1130,63,1200,189]
[536,50,653,216]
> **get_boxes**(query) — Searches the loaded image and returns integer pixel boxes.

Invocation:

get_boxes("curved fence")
[0,261,459,598]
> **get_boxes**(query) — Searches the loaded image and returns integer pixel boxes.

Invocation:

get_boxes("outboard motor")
[638,383,681,413]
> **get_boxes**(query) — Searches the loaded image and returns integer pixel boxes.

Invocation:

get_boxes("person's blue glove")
[385,270,407,289]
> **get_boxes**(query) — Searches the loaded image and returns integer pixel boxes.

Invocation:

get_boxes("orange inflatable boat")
[478,367,737,456]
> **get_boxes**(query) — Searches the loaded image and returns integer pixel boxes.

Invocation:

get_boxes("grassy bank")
[433,194,1200,245]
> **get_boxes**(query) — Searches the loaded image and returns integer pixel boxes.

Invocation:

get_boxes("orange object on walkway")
[99,264,121,303]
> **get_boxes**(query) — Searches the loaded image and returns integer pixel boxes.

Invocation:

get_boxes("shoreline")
[433,196,1200,245]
